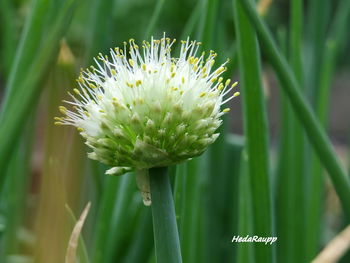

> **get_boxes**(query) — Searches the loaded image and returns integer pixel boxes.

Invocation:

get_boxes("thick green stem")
[150,167,182,263]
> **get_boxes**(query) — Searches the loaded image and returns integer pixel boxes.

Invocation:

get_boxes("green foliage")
[233,1,273,262]
[0,0,349,262]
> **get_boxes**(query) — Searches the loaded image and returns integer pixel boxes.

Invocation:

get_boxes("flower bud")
[56,35,239,175]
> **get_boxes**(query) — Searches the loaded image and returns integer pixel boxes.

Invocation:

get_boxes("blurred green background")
[0,0,349,262]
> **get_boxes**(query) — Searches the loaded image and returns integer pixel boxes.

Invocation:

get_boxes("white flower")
[55,35,239,176]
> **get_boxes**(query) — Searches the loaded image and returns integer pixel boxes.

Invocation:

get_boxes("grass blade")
[237,0,350,218]
[86,0,116,60]
[0,0,16,76]
[65,204,90,263]
[235,150,253,263]
[197,1,231,262]
[275,0,306,262]
[0,124,34,262]
[233,1,274,262]
[121,208,153,263]
[178,1,202,42]
[0,0,77,189]
[312,225,350,263]
[65,202,91,263]
[104,175,138,262]
[306,1,350,260]
[0,0,49,109]
[143,0,166,39]
[197,0,219,47]
[306,0,329,99]
[91,176,118,263]
[226,134,245,262]
[175,160,202,262]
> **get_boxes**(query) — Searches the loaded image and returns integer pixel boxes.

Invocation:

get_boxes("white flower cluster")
[55,36,239,175]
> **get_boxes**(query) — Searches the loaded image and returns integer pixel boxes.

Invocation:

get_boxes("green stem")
[149,167,182,263]
[233,0,274,262]
[277,0,305,262]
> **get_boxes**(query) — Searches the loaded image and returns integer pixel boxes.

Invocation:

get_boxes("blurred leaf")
[2,0,51,108]
[233,0,274,262]
[121,208,153,263]
[86,0,116,60]
[226,134,245,262]
[65,202,91,263]
[306,0,330,100]
[65,204,90,263]
[312,225,350,263]
[92,174,138,263]
[275,0,306,262]
[0,0,77,190]
[237,0,350,219]
[143,0,166,39]
[105,175,140,262]
[175,159,202,262]
[0,126,33,261]
[0,0,16,76]
[306,1,350,260]
[236,149,253,263]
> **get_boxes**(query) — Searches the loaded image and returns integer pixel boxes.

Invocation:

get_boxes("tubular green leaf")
[237,0,350,218]
[233,1,274,262]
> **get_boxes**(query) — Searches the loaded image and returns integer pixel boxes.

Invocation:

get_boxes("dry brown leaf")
[312,225,350,263]
[65,202,91,263]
